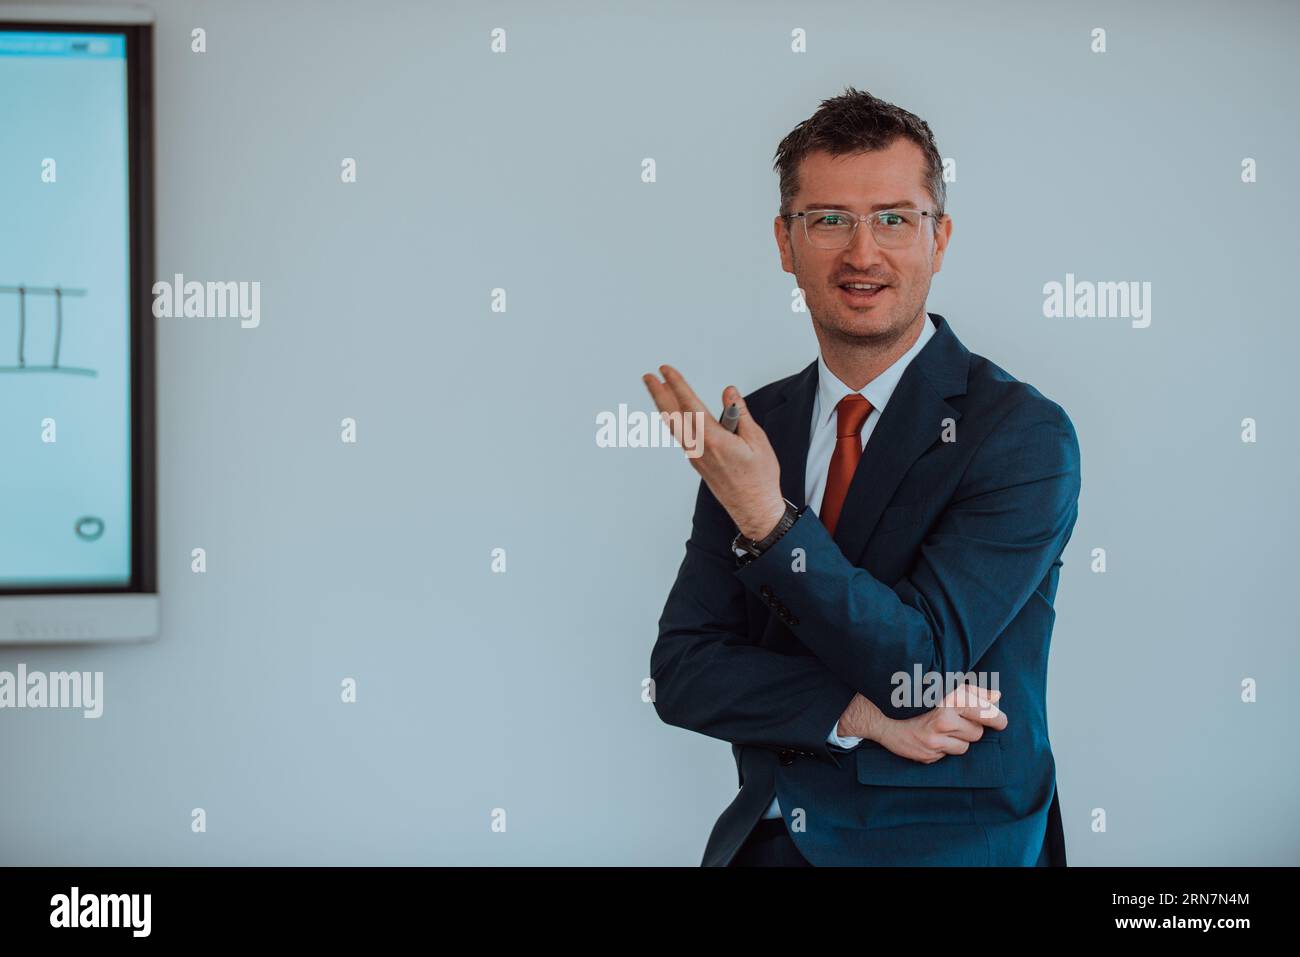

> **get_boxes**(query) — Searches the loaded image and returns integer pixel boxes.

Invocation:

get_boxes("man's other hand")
[840,684,1007,764]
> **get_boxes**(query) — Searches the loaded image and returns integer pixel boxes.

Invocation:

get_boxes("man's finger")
[956,704,1008,729]
[643,373,683,418]
[944,683,1000,709]
[933,735,969,756]
[643,373,692,446]
[660,365,736,454]
[644,371,715,458]
[943,716,990,742]
[658,364,712,421]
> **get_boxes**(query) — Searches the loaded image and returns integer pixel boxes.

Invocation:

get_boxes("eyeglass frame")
[780,206,940,249]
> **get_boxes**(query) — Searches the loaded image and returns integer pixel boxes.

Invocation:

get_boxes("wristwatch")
[731,499,801,565]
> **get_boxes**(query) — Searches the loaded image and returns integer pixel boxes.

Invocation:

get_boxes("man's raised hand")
[642,366,785,540]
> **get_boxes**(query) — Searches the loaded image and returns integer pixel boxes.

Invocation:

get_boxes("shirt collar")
[814,312,936,430]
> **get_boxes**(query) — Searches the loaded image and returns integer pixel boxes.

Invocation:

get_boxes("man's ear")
[774,215,795,275]
[931,215,952,274]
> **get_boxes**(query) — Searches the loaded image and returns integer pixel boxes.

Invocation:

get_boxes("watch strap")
[732,499,801,565]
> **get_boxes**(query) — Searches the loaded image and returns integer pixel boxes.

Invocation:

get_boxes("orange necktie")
[820,394,873,536]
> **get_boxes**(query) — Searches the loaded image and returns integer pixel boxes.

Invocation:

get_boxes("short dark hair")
[773,86,946,225]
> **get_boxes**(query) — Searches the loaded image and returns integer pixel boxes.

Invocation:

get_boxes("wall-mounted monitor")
[0,6,157,643]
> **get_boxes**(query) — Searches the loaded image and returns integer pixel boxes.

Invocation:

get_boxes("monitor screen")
[0,23,154,599]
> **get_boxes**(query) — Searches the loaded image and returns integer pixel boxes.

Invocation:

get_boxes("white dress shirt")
[761,311,936,820]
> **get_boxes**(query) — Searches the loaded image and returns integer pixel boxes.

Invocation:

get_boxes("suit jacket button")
[779,749,795,766]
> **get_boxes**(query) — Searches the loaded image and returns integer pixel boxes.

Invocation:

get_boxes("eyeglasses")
[782,207,938,250]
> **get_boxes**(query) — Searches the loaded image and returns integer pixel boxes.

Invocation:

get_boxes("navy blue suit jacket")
[651,313,1080,866]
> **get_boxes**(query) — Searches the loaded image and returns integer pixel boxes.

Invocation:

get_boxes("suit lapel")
[760,359,817,510]
[763,313,971,566]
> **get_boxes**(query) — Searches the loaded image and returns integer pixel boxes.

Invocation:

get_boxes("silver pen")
[721,402,741,433]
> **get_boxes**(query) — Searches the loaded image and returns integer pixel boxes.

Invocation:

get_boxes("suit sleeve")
[733,396,1082,714]
[651,476,859,768]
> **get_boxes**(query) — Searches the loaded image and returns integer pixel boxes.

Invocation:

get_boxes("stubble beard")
[809,282,922,353]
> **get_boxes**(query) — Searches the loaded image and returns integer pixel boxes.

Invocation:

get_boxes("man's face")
[774,139,952,348]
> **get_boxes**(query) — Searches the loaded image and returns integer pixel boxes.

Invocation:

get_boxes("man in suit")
[643,88,1080,866]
